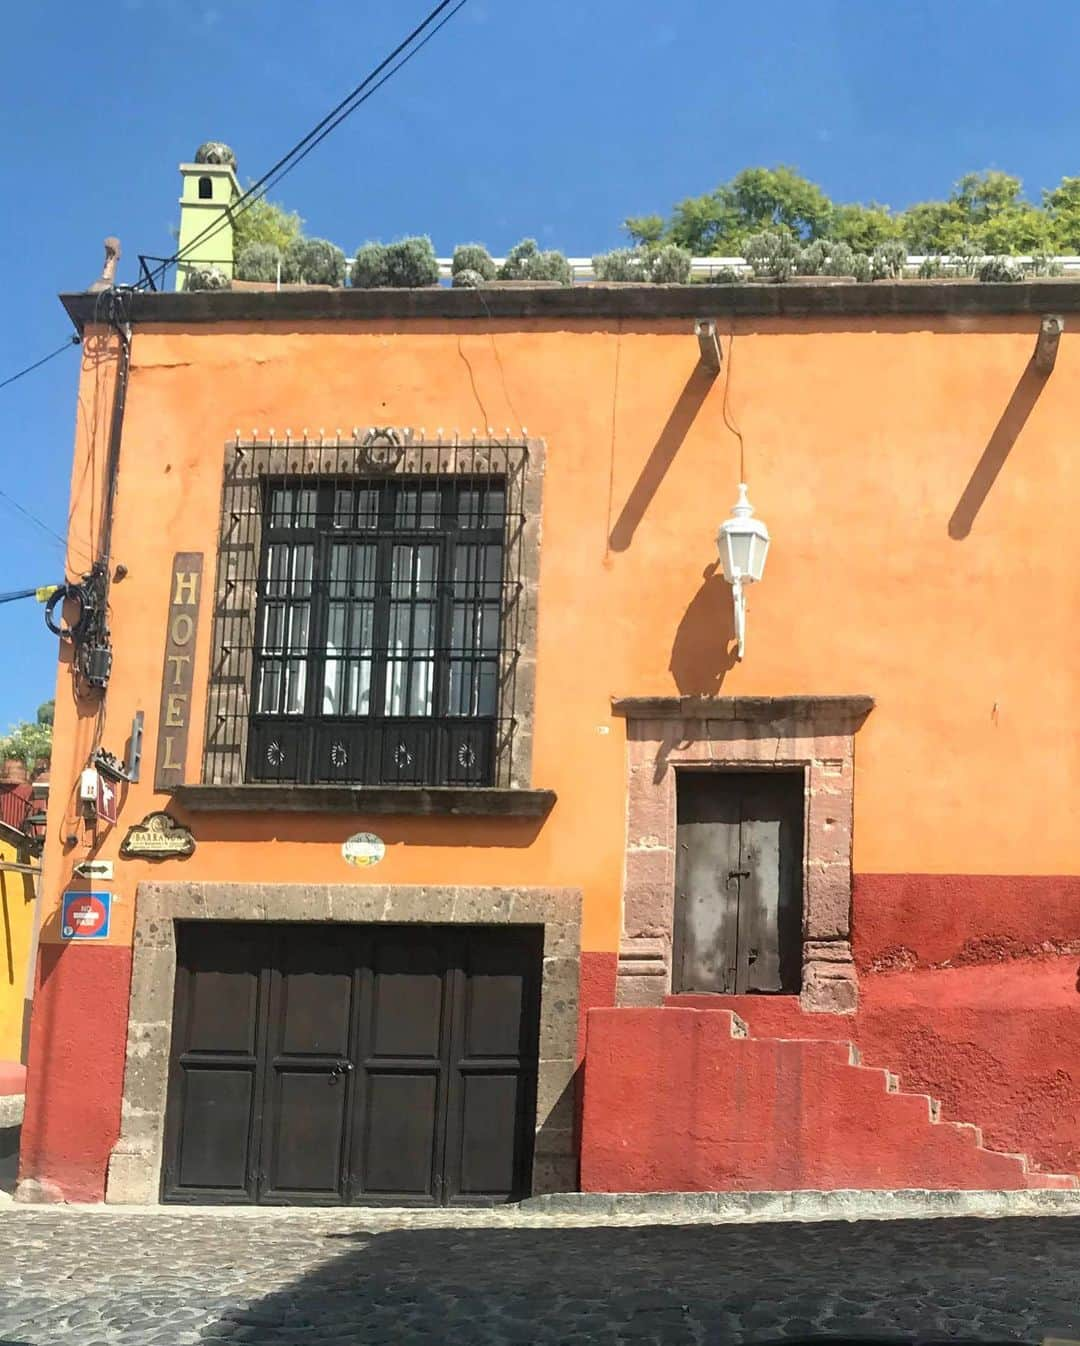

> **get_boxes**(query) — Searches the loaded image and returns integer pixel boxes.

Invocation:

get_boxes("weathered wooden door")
[163,922,542,1206]
[258,929,357,1203]
[673,770,803,994]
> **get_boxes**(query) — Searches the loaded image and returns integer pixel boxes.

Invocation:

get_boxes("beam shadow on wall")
[609,364,715,552]
[948,361,1048,540]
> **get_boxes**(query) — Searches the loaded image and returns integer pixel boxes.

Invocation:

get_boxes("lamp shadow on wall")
[609,365,715,552]
[948,361,1047,540]
[669,563,738,696]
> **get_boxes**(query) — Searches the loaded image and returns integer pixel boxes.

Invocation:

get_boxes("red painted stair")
[581,1006,1079,1192]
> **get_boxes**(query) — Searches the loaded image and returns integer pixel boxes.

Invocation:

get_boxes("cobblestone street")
[0,1207,1078,1345]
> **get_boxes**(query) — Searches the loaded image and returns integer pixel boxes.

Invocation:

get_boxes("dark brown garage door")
[162,922,543,1206]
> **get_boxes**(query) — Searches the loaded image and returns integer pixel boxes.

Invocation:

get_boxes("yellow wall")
[0,835,35,1061]
[40,316,1080,957]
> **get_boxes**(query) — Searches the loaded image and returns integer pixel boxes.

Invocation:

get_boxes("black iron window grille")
[205,435,535,790]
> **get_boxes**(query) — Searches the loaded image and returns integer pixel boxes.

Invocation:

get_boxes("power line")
[159,0,468,283]
[0,487,92,565]
[143,0,468,289]
[0,335,80,392]
[255,1,469,206]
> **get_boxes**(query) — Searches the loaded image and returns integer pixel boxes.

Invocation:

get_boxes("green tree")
[646,167,838,254]
[828,202,903,251]
[36,700,54,727]
[1043,177,1080,251]
[667,189,742,253]
[629,163,1075,260]
[897,198,970,253]
[953,172,1049,253]
[0,718,51,769]
[623,214,665,246]
[899,172,1048,255]
[975,203,1050,254]
[232,193,304,257]
[727,166,832,241]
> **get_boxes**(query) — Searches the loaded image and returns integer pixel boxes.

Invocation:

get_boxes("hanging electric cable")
[0,586,59,606]
[0,335,80,392]
[139,0,469,290]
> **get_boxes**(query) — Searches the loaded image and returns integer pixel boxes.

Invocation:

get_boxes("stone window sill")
[172,784,556,818]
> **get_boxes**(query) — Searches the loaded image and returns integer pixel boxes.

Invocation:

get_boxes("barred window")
[204,436,537,792]
[245,478,508,786]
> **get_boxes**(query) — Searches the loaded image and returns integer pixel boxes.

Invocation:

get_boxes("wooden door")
[163,921,541,1206]
[163,922,269,1202]
[442,928,542,1205]
[258,929,357,1203]
[673,771,804,995]
[349,926,454,1206]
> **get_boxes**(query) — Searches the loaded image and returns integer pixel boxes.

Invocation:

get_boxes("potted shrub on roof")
[496,239,573,286]
[591,244,692,284]
[351,236,440,288]
[282,237,346,287]
[451,244,497,288]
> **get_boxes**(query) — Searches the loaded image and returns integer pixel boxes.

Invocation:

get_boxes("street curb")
[2,1189,1079,1224]
[0,1095,24,1129]
[520,1189,1080,1222]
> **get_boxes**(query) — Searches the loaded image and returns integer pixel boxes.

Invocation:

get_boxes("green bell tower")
[175,142,241,291]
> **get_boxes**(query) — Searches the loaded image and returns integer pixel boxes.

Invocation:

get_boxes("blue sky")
[3,0,1080,726]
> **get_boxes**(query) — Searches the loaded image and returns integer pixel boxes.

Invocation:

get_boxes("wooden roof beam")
[1034,314,1064,374]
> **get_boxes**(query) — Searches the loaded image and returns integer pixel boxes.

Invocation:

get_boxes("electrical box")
[79,768,99,804]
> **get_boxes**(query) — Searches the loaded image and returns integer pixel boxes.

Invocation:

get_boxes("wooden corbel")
[1033,315,1063,375]
[695,318,723,375]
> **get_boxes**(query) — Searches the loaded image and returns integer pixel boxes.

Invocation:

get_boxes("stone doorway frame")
[612,695,874,1014]
[107,882,581,1205]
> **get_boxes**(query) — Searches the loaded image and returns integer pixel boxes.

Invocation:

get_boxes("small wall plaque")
[342,831,385,868]
[74,859,114,880]
[120,811,195,860]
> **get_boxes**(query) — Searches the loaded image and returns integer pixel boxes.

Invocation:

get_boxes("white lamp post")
[717,483,770,661]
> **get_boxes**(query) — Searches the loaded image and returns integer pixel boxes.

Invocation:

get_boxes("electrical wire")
[141,0,469,289]
[0,486,93,565]
[723,325,746,480]
[0,335,80,392]
[467,281,527,434]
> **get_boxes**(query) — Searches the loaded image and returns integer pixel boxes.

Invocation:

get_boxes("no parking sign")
[61,891,111,941]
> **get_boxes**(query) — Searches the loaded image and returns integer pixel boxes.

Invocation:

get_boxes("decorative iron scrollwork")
[358,426,406,473]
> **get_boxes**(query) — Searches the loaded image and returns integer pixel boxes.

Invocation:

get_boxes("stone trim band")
[107,882,581,1204]
[616,695,873,1015]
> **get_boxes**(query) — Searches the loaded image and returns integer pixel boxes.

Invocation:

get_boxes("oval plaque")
[342,831,385,868]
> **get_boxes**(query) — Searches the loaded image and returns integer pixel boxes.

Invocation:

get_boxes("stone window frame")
[107,882,581,1205]
[612,695,874,1015]
[201,432,545,791]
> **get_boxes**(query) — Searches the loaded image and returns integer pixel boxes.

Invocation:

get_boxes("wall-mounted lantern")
[717,483,770,661]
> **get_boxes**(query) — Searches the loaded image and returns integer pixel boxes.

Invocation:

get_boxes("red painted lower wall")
[578,950,618,1062]
[581,1006,1049,1192]
[15,876,1079,1200]
[18,945,132,1203]
[590,877,1080,1186]
[853,873,1080,971]
[857,960,1080,1174]
[851,874,1080,1175]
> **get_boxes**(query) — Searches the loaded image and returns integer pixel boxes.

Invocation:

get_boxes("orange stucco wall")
[38,315,1080,960]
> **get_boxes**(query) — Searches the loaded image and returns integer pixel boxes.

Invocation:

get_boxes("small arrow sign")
[74,860,114,881]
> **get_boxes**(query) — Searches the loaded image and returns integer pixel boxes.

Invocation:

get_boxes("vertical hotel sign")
[154,553,203,791]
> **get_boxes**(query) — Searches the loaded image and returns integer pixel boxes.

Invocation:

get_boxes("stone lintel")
[612,695,875,726]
